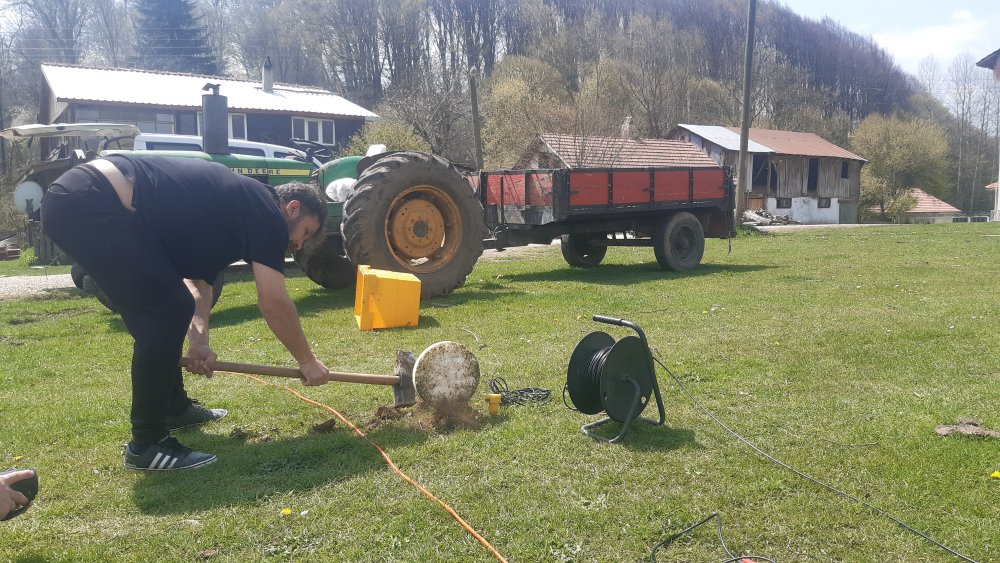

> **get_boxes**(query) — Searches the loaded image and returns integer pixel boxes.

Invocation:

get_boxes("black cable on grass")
[652,355,980,563]
[649,512,775,563]
[486,377,551,406]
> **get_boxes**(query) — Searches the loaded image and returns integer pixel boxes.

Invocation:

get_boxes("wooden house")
[668,124,866,224]
[36,62,377,154]
[977,48,1000,220]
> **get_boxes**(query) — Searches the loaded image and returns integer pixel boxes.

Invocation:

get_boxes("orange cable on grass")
[238,373,508,563]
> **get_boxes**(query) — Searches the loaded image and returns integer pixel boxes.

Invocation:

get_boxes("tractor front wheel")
[293,229,356,290]
[341,152,485,299]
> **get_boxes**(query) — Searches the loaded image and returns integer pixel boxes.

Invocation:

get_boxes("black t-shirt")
[105,154,287,283]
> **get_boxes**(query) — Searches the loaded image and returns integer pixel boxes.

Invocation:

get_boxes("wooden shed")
[668,125,866,224]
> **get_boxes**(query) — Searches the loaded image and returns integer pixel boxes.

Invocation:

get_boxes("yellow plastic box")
[354,265,421,330]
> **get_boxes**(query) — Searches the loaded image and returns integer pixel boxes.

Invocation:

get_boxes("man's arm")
[252,262,330,385]
[183,278,217,376]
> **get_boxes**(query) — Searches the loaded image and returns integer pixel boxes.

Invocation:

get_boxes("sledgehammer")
[180,350,417,408]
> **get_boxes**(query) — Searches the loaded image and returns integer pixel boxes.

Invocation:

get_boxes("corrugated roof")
[674,124,773,153]
[725,127,865,161]
[538,134,720,168]
[977,48,1000,70]
[41,64,378,120]
[907,188,961,214]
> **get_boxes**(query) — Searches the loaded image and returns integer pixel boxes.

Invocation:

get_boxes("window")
[196,112,248,139]
[230,114,247,139]
[776,198,792,209]
[146,141,202,151]
[77,106,174,134]
[841,161,850,180]
[807,158,819,192]
[817,197,831,208]
[228,146,265,156]
[177,113,197,135]
[292,117,335,145]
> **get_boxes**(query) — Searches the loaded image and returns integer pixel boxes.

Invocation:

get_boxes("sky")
[777,0,999,76]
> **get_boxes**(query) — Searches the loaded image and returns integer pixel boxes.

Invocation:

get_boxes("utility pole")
[469,67,484,170]
[463,16,485,170]
[736,0,757,224]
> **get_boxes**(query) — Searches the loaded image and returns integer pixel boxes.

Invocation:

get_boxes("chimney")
[262,56,273,93]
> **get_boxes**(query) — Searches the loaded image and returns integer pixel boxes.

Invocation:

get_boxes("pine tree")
[132,0,219,75]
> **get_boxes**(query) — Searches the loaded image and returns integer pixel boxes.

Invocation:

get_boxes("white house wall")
[767,197,840,224]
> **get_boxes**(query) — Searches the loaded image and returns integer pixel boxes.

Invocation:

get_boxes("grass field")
[1,224,997,562]
[0,248,71,277]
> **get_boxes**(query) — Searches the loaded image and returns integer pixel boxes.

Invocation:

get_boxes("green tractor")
[300,148,485,299]
[4,123,486,308]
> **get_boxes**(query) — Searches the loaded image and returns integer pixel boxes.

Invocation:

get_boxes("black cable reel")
[565,315,666,442]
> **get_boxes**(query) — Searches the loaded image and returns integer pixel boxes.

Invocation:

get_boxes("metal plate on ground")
[599,336,654,423]
[413,341,480,409]
[567,331,615,415]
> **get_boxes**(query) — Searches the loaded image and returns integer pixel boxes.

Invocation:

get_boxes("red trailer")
[474,166,734,270]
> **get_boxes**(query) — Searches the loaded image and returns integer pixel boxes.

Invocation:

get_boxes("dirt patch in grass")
[309,419,338,434]
[364,403,485,432]
[229,426,277,443]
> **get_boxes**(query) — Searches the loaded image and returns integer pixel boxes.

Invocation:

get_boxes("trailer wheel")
[83,271,225,313]
[293,229,356,290]
[653,212,705,271]
[560,234,607,267]
[342,151,485,299]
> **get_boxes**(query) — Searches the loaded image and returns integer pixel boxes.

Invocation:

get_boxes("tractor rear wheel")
[293,229,356,290]
[560,234,607,267]
[653,212,705,271]
[341,152,484,299]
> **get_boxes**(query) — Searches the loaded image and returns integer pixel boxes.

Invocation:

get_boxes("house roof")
[977,48,1000,71]
[531,134,720,168]
[907,188,961,215]
[671,124,865,161]
[41,64,378,121]
[727,127,864,160]
[673,124,773,153]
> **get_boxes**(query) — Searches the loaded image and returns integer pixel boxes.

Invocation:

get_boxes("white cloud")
[873,10,993,74]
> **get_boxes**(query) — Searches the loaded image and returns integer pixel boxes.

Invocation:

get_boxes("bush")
[340,119,431,158]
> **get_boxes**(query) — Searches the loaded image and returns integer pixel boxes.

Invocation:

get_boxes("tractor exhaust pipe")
[201,83,229,155]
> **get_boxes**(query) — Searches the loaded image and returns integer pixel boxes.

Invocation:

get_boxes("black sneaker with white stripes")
[123,437,217,471]
[165,400,228,431]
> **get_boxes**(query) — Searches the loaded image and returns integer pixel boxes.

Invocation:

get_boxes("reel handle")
[593,315,645,342]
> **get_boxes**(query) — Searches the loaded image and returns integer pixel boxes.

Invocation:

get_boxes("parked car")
[130,133,306,160]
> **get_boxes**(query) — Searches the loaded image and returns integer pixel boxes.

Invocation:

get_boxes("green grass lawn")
[0,248,72,277]
[1,224,997,562]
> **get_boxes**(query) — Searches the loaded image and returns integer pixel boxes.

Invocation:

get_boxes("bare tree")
[11,0,93,64]
[87,0,131,66]
[948,53,978,205]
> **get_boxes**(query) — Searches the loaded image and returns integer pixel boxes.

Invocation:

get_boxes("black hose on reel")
[564,315,666,442]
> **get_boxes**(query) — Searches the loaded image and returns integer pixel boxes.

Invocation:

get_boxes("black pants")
[42,165,194,446]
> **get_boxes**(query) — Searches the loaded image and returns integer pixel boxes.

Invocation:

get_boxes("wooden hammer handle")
[180,358,400,386]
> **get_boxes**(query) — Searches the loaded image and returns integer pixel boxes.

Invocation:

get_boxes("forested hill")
[2,0,995,215]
